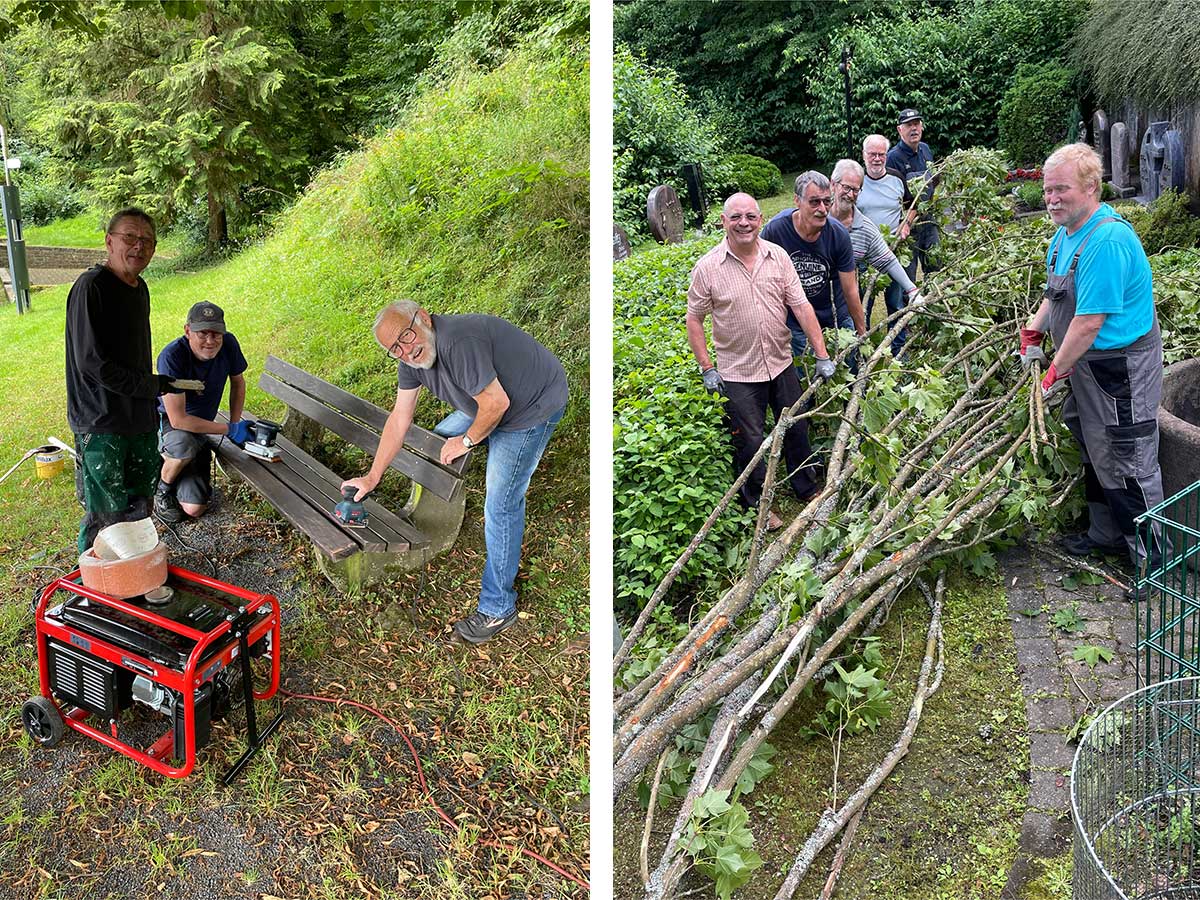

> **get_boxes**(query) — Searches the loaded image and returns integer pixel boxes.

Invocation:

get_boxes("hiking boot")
[154,490,185,524]
[1060,532,1125,558]
[453,610,518,644]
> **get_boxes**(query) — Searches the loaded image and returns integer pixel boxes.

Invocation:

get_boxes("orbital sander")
[333,485,369,528]
[242,419,283,462]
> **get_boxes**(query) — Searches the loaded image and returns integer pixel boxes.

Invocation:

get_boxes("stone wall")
[23,245,104,268]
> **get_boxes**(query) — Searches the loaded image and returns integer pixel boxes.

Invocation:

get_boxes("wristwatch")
[461,433,475,449]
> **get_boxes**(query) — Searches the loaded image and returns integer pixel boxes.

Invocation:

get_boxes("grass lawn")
[2,212,106,248]
[0,43,589,898]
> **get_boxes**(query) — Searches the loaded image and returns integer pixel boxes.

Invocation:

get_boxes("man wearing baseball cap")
[888,107,941,281]
[153,301,252,522]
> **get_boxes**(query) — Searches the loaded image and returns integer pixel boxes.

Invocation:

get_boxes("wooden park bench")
[207,355,472,590]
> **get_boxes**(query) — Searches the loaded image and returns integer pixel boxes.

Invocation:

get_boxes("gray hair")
[107,206,155,237]
[831,159,864,184]
[862,134,889,154]
[373,299,425,347]
[794,170,830,198]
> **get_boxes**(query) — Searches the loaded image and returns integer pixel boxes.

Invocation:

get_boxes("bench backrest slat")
[264,356,456,465]
[260,370,464,502]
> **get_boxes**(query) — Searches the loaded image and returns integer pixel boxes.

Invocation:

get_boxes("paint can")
[33,446,65,479]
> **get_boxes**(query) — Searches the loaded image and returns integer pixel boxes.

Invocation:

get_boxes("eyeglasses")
[384,311,420,359]
[725,212,761,223]
[806,196,834,208]
[837,184,862,196]
[111,232,157,248]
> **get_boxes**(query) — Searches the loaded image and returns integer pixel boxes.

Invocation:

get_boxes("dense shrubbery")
[4,137,86,225]
[714,154,784,202]
[614,44,726,241]
[614,240,752,615]
[803,0,1086,165]
[1123,190,1200,256]
[998,63,1078,168]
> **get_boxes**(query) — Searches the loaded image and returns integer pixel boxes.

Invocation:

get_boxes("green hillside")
[0,43,589,898]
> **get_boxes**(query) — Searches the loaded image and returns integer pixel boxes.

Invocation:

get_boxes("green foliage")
[613,238,753,614]
[0,136,85,225]
[1150,248,1200,363]
[613,45,725,241]
[1071,644,1114,669]
[802,0,1087,165]
[998,63,1077,168]
[1073,0,1200,108]
[614,0,899,169]
[714,153,784,202]
[1051,603,1084,634]
[817,662,893,736]
[1124,190,1200,256]
[680,790,765,900]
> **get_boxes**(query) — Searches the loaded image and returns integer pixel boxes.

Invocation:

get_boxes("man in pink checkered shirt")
[686,193,836,529]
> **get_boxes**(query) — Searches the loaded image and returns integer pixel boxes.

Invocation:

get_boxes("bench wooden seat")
[208,355,472,589]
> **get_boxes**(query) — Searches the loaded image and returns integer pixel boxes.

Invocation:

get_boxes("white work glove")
[814,356,836,382]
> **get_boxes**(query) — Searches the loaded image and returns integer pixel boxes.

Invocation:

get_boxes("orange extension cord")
[279,688,589,891]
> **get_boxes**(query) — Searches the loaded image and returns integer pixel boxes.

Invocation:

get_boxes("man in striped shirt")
[830,158,922,355]
[686,193,835,528]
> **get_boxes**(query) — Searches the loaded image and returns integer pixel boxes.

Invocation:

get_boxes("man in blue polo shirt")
[888,108,940,279]
[760,171,867,362]
[154,302,251,522]
[1016,143,1163,572]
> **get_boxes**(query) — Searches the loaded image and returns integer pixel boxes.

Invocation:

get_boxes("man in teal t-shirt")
[1015,143,1164,574]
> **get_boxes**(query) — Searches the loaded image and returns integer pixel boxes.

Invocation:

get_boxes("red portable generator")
[23,566,283,783]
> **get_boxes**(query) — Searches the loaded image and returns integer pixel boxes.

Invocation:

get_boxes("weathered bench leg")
[404,482,467,559]
[314,546,437,593]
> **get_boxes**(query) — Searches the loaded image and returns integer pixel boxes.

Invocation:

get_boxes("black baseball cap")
[187,302,226,333]
[898,108,923,125]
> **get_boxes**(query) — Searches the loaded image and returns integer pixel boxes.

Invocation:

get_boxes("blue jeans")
[434,406,565,617]
[865,279,909,356]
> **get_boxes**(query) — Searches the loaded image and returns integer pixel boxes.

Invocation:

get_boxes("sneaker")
[153,490,185,524]
[453,610,518,644]
[1060,532,1125,558]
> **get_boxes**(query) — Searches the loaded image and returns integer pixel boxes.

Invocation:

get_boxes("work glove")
[226,420,252,446]
[701,367,726,396]
[1041,362,1073,399]
[158,375,204,394]
[905,288,924,305]
[814,356,836,382]
[1016,328,1046,370]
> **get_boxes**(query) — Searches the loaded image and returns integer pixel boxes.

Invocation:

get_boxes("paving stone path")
[998,542,1140,898]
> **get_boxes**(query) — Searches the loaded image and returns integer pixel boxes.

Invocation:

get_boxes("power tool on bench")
[333,485,370,529]
[242,419,282,462]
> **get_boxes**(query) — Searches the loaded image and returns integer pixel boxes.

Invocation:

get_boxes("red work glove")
[1041,361,1072,399]
[1016,328,1046,370]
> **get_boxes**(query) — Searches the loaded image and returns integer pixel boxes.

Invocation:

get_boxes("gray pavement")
[999,542,1139,898]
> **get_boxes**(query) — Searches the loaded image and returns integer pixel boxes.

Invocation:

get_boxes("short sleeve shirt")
[156,333,248,422]
[395,314,568,431]
[686,237,811,383]
[759,212,855,328]
[1045,204,1154,350]
[887,141,936,202]
[858,167,912,232]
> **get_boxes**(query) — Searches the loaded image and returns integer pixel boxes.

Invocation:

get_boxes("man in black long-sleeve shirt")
[65,207,188,553]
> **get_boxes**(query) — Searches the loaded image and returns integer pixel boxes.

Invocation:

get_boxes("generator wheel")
[21,697,64,747]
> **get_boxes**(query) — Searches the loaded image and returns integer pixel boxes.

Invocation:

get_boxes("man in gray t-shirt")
[342,300,568,644]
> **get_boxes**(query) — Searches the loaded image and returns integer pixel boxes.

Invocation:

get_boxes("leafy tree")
[613,45,725,240]
[802,0,1086,165]
[614,0,913,169]
[16,1,353,250]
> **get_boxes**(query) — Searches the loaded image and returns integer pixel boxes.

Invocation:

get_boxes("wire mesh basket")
[1071,676,1200,899]
[1136,483,1200,686]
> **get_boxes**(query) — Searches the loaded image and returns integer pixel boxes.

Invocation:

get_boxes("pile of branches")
[613,193,1089,899]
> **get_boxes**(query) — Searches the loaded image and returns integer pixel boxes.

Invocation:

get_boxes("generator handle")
[40,570,222,643]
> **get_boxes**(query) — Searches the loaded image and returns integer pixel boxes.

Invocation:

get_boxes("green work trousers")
[74,431,159,554]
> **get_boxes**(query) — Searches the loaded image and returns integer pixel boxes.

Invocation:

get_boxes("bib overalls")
[1044,215,1165,568]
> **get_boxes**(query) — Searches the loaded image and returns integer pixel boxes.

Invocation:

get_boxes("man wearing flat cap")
[888,108,941,281]
[153,301,252,522]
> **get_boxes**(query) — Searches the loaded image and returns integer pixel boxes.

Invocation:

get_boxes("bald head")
[720,193,762,255]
